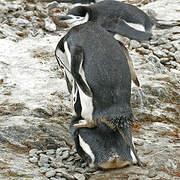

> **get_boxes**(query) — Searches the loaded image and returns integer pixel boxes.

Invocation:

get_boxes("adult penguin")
[55,21,141,168]
[58,0,154,40]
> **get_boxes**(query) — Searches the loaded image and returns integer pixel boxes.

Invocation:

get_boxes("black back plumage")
[62,22,133,128]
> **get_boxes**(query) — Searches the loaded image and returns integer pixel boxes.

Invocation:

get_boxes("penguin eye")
[76,16,82,19]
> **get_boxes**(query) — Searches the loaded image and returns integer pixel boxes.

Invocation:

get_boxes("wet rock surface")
[0,0,180,179]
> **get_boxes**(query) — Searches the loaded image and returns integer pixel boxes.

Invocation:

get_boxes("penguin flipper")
[70,45,93,97]
[118,41,140,87]
[64,71,73,94]
[102,19,152,41]
[55,37,73,94]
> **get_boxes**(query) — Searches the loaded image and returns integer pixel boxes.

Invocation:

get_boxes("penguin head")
[70,120,138,169]
[57,6,96,28]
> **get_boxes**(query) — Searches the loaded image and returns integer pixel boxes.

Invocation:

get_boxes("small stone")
[137,47,150,55]
[37,150,43,154]
[29,157,38,163]
[56,147,70,157]
[160,58,170,64]
[46,1,59,10]
[74,173,86,180]
[61,172,74,180]
[150,40,158,46]
[50,178,58,180]
[169,34,180,41]
[39,154,49,164]
[153,49,167,58]
[39,167,50,173]
[11,17,30,27]
[56,168,67,174]
[174,51,180,63]
[158,38,168,45]
[141,43,150,49]
[61,151,69,160]
[46,149,55,155]
[29,149,38,157]
[74,167,85,174]
[66,156,74,162]
[172,40,180,51]
[44,17,56,32]
[130,40,141,49]
[148,169,157,178]
[38,161,50,168]
[45,170,56,178]
[133,138,144,146]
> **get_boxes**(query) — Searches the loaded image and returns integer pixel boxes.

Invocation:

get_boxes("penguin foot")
[73,120,96,128]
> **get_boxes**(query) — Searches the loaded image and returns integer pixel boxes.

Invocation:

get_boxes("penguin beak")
[57,15,85,27]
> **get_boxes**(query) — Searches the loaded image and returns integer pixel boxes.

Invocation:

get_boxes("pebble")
[61,151,70,160]
[160,58,170,64]
[39,154,49,164]
[29,157,38,163]
[74,173,86,180]
[46,170,56,178]
[133,138,144,146]
[44,17,56,32]
[174,51,180,63]
[148,169,157,178]
[46,1,59,10]
[46,149,55,155]
[130,40,141,49]
[153,49,167,58]
[61,172,74,180]
[29,149,38,157]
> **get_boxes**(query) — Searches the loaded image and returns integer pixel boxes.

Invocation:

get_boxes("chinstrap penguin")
[59,0,153,41]
[55,22,141,168]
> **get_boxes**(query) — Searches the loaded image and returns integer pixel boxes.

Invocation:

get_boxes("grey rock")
[169,34,180,41]
[74,173,86,180]
[29,156,38,163]
[46,1,59,10]
[11,17,30,27]
[50,178,58,180]
[137,47,151,55]
[40,167,51,173]
[24,3,36,11]
[133,138,144,146]
[46,169,56,178]
[29,148,38,157]
[39,154,49,165]
[61,150,70,160]
[153,49,167,58]
[161,43,173,50]
[46,149,55,155]
[172,40,180,50]
[130,40,141,49]
[148,169,157,178]
[158,38,169,45]
[160,58,170,64]
[66,156,74,162]
[56,168,67,174]
[44,17,56,32]
[141,42,150,49]
[150,40,158,46]
[38,161,51,168]
[174,51,180,63]
[51,161,65,168]
[56,147,70,157]
[61,172,74,180]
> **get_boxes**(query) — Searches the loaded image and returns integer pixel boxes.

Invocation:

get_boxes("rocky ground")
[0,0,180,179]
